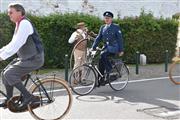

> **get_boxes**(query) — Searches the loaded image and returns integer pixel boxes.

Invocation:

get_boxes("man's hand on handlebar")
[90,47,103,52]
[89,48,95,52]
[119,51,124,57]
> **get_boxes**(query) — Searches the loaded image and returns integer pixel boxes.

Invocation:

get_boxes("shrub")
[0,12,178,68]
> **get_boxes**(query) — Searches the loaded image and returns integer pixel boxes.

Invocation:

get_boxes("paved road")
[1,77,179,120]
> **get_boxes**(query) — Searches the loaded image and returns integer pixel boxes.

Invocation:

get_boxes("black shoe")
[16,95,40,111]
[96,77,105,87]
[0,100,8,108]
[100,79,106,86]
[109,74,118,82]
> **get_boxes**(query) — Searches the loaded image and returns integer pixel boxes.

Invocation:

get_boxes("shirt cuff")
[0,52,10,60]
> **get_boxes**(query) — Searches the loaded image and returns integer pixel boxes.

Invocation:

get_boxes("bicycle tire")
[70,39,88,70]
[109,62,129,91]
[28,78,72,120]
[169,60,180,85]
[69,64,97,96]
[70,39,94,70]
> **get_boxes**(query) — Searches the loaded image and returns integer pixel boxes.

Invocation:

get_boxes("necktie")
[103,25,109,32]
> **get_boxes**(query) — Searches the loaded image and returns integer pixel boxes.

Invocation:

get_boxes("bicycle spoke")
[109,61,129,91]
[28,78,72,120]
[69,64,96,95]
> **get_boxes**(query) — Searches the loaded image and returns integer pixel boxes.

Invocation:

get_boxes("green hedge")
[116,12,178,63]
[0,12,178,68]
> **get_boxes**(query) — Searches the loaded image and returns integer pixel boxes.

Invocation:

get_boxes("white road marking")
[129,76,180,83]
[1,76,180,100]
[157,110,180,117]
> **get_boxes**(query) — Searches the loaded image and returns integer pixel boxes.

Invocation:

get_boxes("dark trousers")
[1,53,44,100]
[98,50,115,77]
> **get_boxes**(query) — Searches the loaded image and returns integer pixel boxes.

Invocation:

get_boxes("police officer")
[92,11,124,86]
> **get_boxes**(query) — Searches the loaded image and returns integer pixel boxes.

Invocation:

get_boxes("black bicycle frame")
[0,90,7,98]
[30,76,52,102]
[0,74,52,103]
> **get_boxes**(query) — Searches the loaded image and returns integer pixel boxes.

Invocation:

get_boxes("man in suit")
[68,22,88,69]
[92,11,124,86]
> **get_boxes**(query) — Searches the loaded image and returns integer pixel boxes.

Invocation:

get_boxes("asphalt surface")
[0,64,180,119]
[0,76,180,120]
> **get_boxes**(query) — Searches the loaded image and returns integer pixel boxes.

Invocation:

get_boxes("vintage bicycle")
[0,62,72,120]
[69,47,129,96]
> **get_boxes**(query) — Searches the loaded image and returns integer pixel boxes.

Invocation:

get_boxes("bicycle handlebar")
[96,46,104,51]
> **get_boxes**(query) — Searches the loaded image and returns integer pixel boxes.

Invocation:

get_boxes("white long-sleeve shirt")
[68,29,86,44]
[0,19,33,60]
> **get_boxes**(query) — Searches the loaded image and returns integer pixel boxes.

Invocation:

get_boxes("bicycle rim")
[109,64,129,91]
[70,39,93,70]
[69,64,96,95]
[28,78,72,120]
[169,60,180,85]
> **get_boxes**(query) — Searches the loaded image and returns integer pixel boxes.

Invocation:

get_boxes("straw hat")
[75,22,86,29]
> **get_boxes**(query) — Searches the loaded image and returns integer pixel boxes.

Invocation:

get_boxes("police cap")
[103,11,113,18]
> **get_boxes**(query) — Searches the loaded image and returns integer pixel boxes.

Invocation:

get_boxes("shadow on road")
[75,79,180,109]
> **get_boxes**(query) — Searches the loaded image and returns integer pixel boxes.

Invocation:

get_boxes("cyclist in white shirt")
[0,3,44,110]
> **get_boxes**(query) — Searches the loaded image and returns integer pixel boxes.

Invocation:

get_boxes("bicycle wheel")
[169,59,180,85]
[109,62,129,91]
[69,64,97,95]
[70,39,94,70]
[28,78,72,120]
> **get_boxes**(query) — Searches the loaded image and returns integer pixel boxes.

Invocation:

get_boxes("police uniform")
[92,11,124,84]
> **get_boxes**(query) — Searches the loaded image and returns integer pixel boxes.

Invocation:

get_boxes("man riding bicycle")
[0,3,44,109]
[92,11,124,86]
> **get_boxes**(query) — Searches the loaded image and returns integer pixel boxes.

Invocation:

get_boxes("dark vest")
[17,18,44,60]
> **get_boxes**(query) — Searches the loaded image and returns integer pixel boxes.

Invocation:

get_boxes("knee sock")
[4,84,13,100]
[14,82,32,99]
